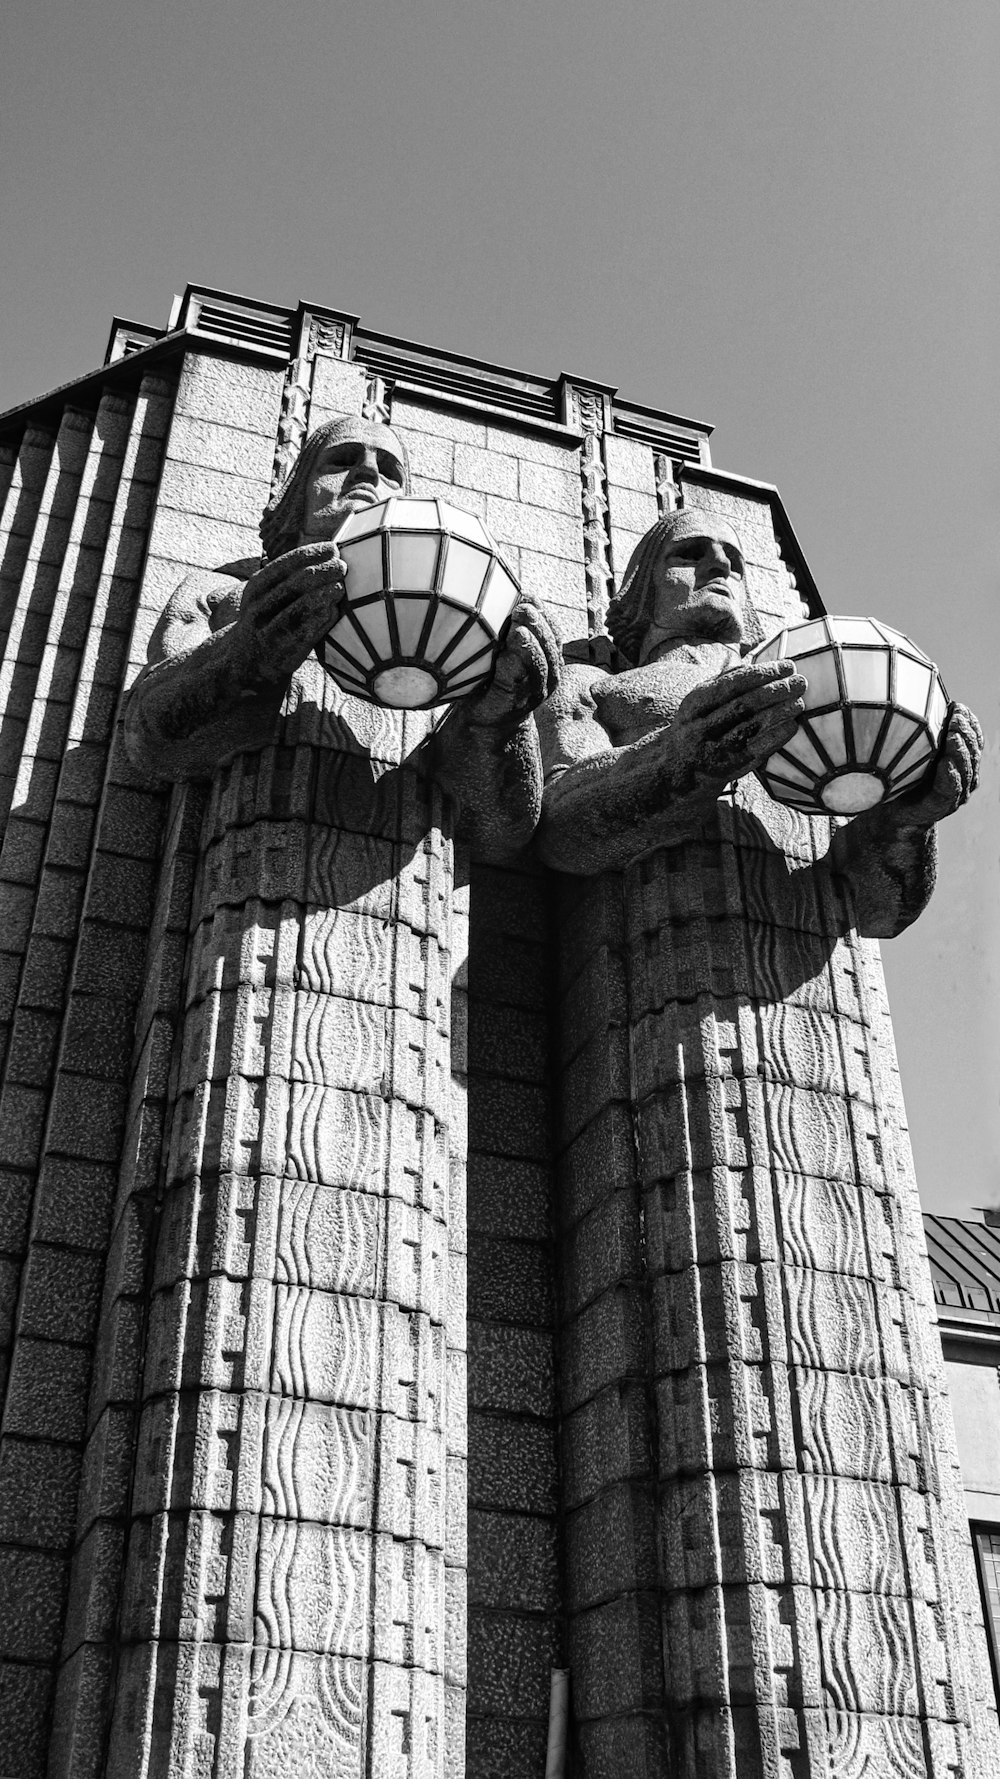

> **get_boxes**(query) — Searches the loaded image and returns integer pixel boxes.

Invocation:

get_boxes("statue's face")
[299,420,407,542]
[638,512,746,661]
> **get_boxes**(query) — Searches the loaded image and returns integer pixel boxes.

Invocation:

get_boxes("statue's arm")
[124,570,283,780]
[124,542,348,781]
[828,703,981,937]
[536,659,806,875]
[432,595,561,862]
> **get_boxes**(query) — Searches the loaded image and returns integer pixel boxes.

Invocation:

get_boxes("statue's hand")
[464,596,561,730]
[672,658,807,786]
[882,702,983,831]
[231,542,347,685]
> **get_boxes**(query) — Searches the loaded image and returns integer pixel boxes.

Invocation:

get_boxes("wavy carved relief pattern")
[623,793,992,1778]
[113,708,461,1778]
[627,834,826,1775]
[779,1175,870,1279]
[245,1643,366,1779]
[730,793,983,1774]
[795,1370,889,1483]
[275,1179,379,1292]
[825,1708,927,1779]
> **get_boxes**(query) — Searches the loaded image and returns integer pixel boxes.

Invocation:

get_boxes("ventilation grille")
[613,414,705,462]
[191,299,293,357]
[355,345,558,422]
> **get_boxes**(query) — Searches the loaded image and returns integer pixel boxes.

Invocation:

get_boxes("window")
[972,1524,1000,1703]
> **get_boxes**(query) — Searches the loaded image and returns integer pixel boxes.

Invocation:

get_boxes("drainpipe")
[545,1669,570,1778]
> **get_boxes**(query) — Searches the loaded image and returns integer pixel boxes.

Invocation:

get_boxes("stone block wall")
[0,377,183,1778]
[396,398,589,646]
[465,859,561,1777]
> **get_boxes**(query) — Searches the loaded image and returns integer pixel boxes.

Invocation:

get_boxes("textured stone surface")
[465,1714,549,1779]
[67,384,473,1776]
[462,855,563,1763]
[0,1660,53,1778]
[541,490,998,1776]
[0,315,994,1779]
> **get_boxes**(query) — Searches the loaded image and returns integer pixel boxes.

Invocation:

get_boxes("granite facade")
[0,288,994,1776]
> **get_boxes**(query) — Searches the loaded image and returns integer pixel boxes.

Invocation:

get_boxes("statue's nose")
[701,539,731,576]
[349,446,380,484]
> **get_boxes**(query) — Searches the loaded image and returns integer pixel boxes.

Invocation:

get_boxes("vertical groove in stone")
[0,374,172,1370]
[0,374,177,1779]
[0,441,18,514]
[553,869,668,1777]
[0,426,57,665]
[0,391,134,920]
[0,410,95,832]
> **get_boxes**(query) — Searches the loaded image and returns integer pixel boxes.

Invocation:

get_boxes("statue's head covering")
[260,414,412,561]
[606,505,762,661]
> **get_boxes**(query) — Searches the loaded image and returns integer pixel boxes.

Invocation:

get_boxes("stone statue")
[535,505,981,916]
[533,503,993,1776]
[125,411,560,857]
[117,412,562,1778]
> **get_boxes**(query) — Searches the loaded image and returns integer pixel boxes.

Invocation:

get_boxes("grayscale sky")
[2,0,998,1215]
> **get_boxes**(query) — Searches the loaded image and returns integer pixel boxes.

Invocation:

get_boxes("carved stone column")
[623,780,998,1778]
[105,670,467,1778]
[561,379,615,638]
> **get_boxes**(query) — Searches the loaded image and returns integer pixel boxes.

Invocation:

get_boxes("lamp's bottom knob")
[821,770,886,814]
[373,665,439,707]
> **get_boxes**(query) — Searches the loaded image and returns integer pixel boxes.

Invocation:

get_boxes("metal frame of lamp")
[318,497,521,709]
[753,615,950,815]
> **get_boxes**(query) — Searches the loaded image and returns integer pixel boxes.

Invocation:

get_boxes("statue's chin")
[650,597,745,651]
[300,504,358,544]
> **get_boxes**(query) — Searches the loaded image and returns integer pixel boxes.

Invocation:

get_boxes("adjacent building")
[925,1211,1000,1702]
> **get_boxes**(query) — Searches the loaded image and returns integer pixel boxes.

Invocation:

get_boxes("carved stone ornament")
[2,305,996,1779]
[534,503,989,1775]
[536,505,980,900]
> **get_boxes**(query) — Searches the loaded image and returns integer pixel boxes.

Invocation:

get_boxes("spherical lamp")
[318,497,521,708]
[752,616,949,815]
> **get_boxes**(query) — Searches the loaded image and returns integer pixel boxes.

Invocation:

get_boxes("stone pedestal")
[548,456,1000,1777]
[102,675,467,1778]
[556,777,999,1777]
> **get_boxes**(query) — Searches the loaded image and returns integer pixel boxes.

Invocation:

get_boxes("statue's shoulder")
[546,633,623,709]
[164,557,261,621]
[561,633,627,674]
[544,638,616,708]
[535,638,617,765]
[148,558,263,665]
[216,556,263,581]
